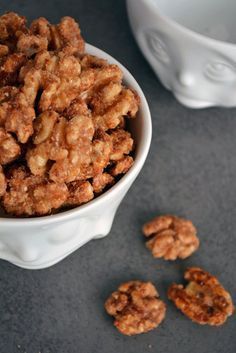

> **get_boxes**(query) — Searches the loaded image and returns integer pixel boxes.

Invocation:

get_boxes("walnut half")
[143,215,200,260]
[168,267,234,326]
[105,280,166,335]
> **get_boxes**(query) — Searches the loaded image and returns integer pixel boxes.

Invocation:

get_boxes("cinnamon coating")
[3,166,68,216]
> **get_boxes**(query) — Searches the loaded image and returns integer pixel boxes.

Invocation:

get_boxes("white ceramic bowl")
[0,44,152,270]
[127,0,236,108]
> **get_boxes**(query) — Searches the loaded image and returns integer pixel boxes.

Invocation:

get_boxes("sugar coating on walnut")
[0,12,26,43]
[143,215,200,260]
[65,180,94,207]
[110,129,133,161]
[20,50,82,112]
[27,109,96,183]
[105,281,166,336]
[3,166,68,216]
[92,86,139,131]
[0,127,21,165]
[0,53,26,86]
[110,156,134,176]
[92,173,114,194]
[168,267,234,326]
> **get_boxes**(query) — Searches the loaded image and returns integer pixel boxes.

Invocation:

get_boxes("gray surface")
[0,1,235,352]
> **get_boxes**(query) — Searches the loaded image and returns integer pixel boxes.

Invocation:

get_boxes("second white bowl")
[127,0,236,108]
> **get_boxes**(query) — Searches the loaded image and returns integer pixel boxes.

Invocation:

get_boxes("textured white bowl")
[127,0,236,108]
[0,44,152,270]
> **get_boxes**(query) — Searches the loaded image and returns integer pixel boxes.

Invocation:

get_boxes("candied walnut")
[0,44,9,57]
[90,82,122,114]
[47,128,112,183]
[80,55,122,90]
[80,54,108,69]
[3,166,68,216]
[50,17,85,54]
[0,12,26,43]
[168,267,234,326]
[0,53,26,86]
[92,87,139,131]
[92,173,114,194]
[109,129,133,161]
[80,54,108,70]
[64,98,89,119]
[105,281,166,336]
[79,55,122,99]
[21,51,82,112]
[30,17,51,41]
[33,110,58,145]
[0,85,18,101]
[65,180,94,207]
[110,156,133,176]
[17,33,48,56]
[143,215,199,260]
[0,90,35,143]
[0,128,20,165]
[27,112,96,183]
[0,166,6,196]
[91,129,112,176]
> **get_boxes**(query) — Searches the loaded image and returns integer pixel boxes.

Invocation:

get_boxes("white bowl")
[127,0,236,108]
[0,44,152,270]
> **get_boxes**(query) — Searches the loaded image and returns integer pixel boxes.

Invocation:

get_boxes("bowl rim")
[0,43,152,225]
[142,0,236,49]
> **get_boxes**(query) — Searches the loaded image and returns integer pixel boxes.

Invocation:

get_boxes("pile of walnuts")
[0,12,139,216]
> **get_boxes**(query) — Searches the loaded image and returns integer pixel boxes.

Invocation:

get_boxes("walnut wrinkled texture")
[105,281,166,336]
[92,173,114,194]
[3,166,68,216]
[143,215,200,260]
[0,127,20,164]
[168,267,234,326]
[65,180,94,207]
[0,12,139,216]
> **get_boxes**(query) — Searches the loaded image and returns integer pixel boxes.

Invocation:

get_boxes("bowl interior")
[152,0,236,43]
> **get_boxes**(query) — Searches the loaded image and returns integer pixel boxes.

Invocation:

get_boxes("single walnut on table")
[168,267,234,326]
[105,281,166,336]
[143,215,200,260]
